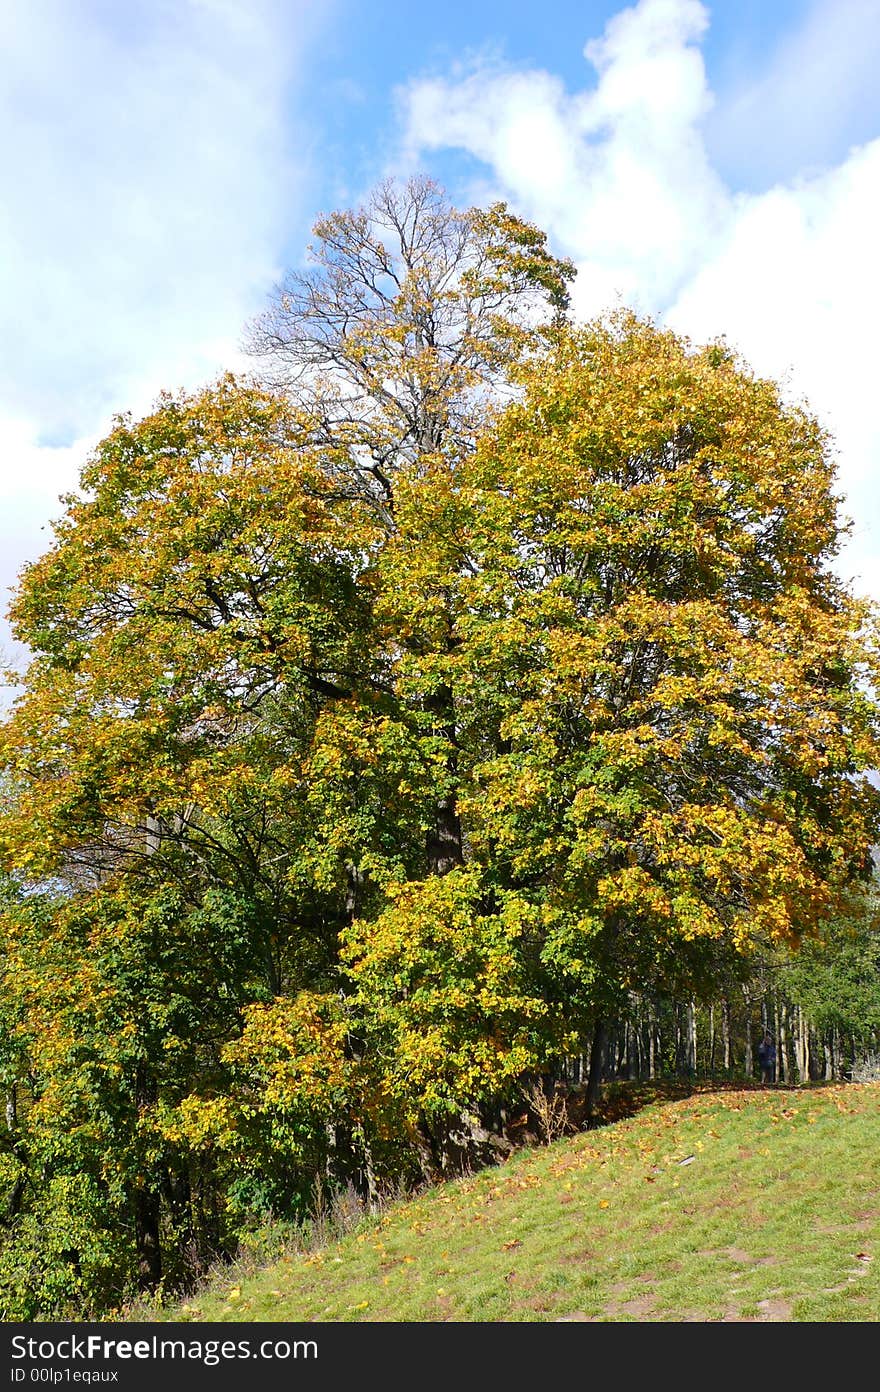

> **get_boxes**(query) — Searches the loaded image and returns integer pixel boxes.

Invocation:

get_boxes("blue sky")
[297,0,880,210]
[2,0,880,673]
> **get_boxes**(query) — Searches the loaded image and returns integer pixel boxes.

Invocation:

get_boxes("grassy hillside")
[153,1084,880,1323]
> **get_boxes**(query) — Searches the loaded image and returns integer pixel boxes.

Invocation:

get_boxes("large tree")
[345,312,880,1118]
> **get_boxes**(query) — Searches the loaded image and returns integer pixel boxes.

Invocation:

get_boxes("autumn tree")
[345,313,880,1119]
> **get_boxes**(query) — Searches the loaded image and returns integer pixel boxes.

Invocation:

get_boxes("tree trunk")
[5,1084,16,1132]
[722,997,731,1073]
[674,1004,687,1076]
[134,1063,162,1290]
[687,1000,697,1076]
[794,1007,810,1085]
[134,1188,162,1292]
[626,1021,637,1080]
[355,1124,380,1212]
[344,861,366,922]
[425,793,464,876]
[779,999,791,1085]
[585,1020,607,1126]
[804,1012,812,1082]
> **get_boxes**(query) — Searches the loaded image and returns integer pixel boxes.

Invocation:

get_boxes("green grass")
[149,1083,880,1323]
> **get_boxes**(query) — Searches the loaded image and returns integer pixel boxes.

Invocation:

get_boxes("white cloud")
[402,0,729,312]
[397,0,880,602]
[0,416,94,683]
[666,140,880,595]
[0,0,313,438]
[0,0,325,683]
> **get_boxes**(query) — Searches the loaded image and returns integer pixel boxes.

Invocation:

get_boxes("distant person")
[757,1032,776,1086]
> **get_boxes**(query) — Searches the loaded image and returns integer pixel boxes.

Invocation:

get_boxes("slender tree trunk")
[134,1064,162,1291]
[722,998,731,1074]
[674,1004,686,1076]
[804,1012,812,1083]
[779,1000,791,1085]
[794,1007,810,1085]
[805,1019,814,1082]
[586,1020,607,1126]
[355,1124,380,1212]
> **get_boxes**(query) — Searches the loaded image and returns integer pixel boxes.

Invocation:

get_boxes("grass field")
[151,1083,880,1323]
